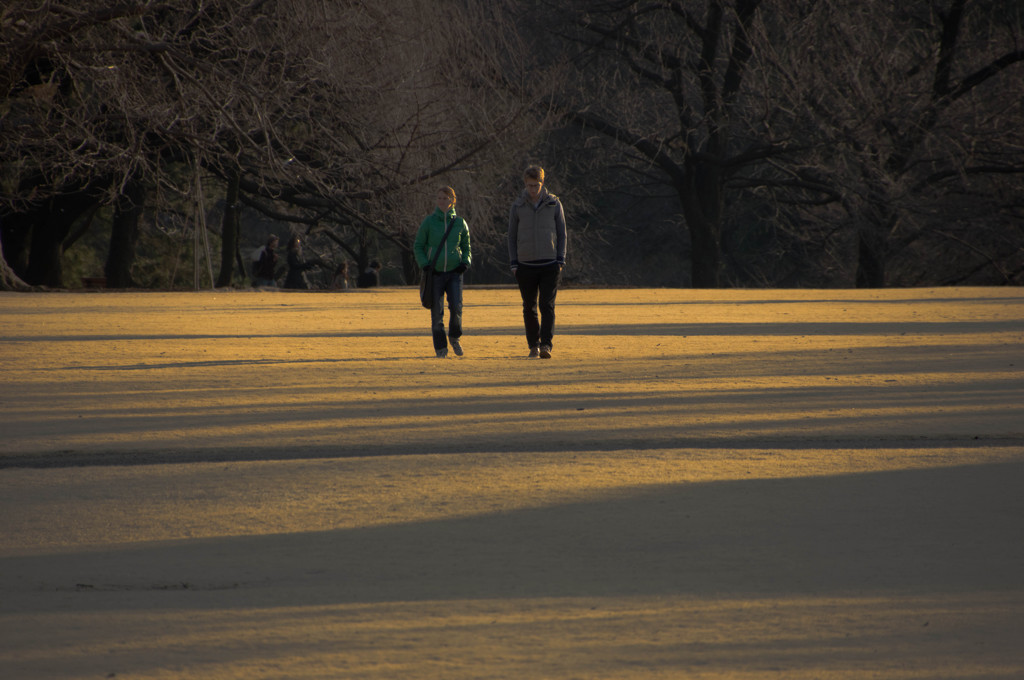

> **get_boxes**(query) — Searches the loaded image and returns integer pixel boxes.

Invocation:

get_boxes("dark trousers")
[515,263,560,348]
[431,270,463,350]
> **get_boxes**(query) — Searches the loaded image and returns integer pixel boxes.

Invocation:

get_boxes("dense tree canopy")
[2,0,1021,290]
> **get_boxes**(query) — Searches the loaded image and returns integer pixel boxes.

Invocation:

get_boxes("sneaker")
[451,339,463,356]
[528,346,540,358]
[539,345,552,359]
[436,348,448,358]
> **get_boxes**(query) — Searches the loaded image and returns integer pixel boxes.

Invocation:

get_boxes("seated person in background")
[253,235,280,287]
[283,236,321,289]
[357,260,382,288]
[332,261,350,289]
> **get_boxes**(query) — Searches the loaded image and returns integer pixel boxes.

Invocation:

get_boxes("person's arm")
[459,219,471,269]
[555,200,567,267]
[413,217,430,268]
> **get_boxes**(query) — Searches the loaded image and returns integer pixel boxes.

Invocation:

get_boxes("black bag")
[419,267,433,309]
[419,215,458,309]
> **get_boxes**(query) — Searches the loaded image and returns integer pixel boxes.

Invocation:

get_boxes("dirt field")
[2,287,1023,679]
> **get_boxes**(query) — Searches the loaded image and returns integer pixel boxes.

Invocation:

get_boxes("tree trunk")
[679,158,723,288]
[25,192,97,287]
[105,181,146,288]
[0,238,31,291]
[216,173,241,287]
[2,177,42,281]
[855,228,886,288]
[400,245,419,286]
[688,220,721,288]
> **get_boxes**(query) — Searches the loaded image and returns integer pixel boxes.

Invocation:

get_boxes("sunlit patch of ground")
[1,287,1022,679]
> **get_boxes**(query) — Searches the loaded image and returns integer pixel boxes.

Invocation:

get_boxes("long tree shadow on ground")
[4,460,1022,613]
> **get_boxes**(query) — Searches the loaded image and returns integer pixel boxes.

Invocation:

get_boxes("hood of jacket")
[514,187,559,209]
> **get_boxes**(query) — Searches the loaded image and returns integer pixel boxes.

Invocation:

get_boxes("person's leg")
[537,263,560,350]
[515,267,541,349]
[446,272,463,352]
[430,273,447,353]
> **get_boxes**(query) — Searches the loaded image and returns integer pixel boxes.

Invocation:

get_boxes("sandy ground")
[1,286,1023,679]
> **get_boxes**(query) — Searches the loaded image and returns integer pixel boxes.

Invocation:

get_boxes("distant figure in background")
[283,236,320,289]
[357,260,382,288]
[332,261,350,289]
[253,235,279,287]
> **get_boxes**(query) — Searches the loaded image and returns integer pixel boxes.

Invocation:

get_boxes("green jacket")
[414,207,471,272]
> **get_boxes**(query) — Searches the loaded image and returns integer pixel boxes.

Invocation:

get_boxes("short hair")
[524,165,545,183]
[439,185,456,202]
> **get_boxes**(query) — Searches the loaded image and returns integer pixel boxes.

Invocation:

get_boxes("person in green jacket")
[414,186,471,358]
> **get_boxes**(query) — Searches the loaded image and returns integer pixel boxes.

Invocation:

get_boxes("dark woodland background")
[2,0,1022,291]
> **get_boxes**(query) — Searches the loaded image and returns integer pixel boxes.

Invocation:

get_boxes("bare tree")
[1,0,543,288]
[516,0,772,287]
[512,0,1023,288]
[747,0,1024,286]
[0,239,31,291]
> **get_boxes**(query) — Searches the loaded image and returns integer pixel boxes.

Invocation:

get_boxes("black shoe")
[528,346,540,358]
[436,348,448,358]
[451,339,463,356]
[539,345,552,359]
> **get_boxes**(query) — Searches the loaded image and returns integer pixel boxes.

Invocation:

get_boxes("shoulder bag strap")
[428,215,457,268]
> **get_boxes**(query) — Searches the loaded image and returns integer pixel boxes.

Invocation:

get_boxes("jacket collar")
[517,187,557,207]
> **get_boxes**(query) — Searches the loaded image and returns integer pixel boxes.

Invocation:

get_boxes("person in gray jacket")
[508,165,566,358]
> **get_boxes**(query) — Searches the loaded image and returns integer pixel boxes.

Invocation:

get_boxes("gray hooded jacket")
[508,187,566,268]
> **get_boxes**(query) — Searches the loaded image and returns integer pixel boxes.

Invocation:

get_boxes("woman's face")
[436,190,454,212]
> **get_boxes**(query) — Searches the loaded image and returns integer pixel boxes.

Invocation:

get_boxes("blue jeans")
[431,270,463,350]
